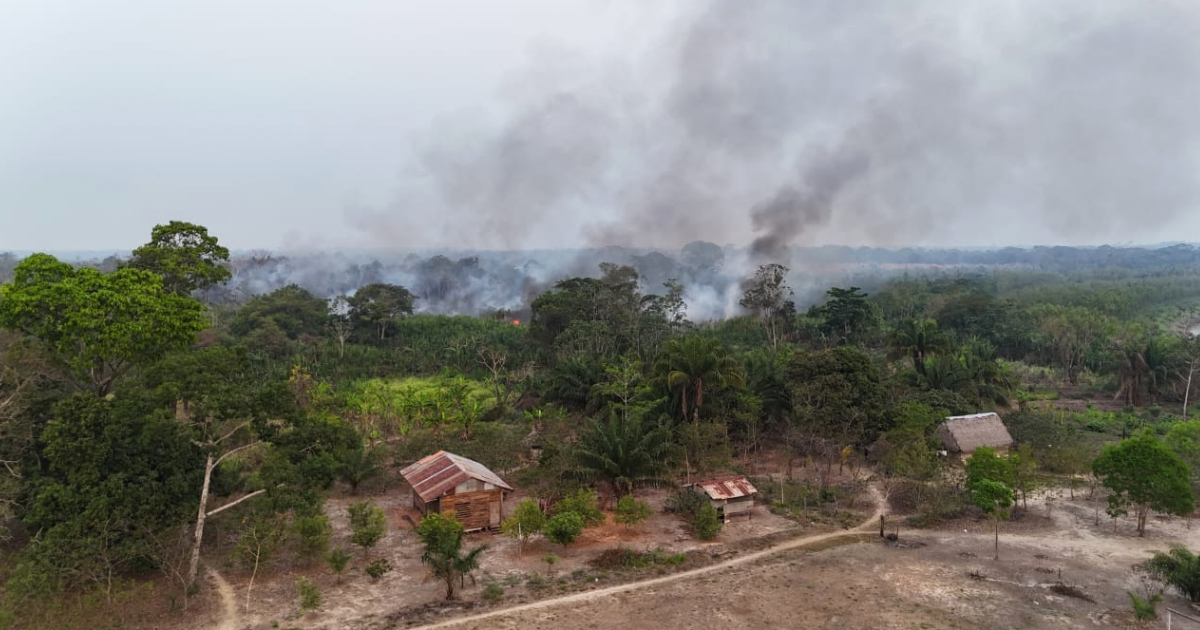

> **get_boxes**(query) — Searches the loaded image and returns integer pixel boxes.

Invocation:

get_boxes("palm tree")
[418,514,488,600]
[651,337,745,424]
[575,411,673,495]
[887,318,949,375]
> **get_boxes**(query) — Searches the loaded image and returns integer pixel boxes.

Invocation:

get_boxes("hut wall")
[439,488,504,531]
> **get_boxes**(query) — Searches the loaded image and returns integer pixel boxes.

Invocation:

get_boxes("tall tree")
[347,283,416,341]
[651,336,745,424]
[0,254,204,395]
[739,263,794,351]
[1093,435,1194,536]
[813,287,879,346]
[574,411,672,495]
[887,318,949,375]
[127,221,231,296]
[418,513,488,600]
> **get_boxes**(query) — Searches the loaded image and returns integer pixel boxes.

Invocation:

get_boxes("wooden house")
[688,476,758,523]
[400,450,513,532]
[936,412,1013,456]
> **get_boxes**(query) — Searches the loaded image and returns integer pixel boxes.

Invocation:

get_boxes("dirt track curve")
[412,485,886,630]
[207,566,239,630]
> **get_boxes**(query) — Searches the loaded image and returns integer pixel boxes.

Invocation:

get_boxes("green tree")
[1093,435,1195,536]
[228,284,329,341]
[347,500,387,557]
[501,499,546,554]
[0,254,204,395]
[787,346,889,458]
[127,221,231,295]
[692,503,722,540]
[347,283,416,341]
[1145,546,1200,603]
[613,495,653,530]
[418,513,488,600]
[555,488,606,527]
[575,413,672,496]
[887,318,950,375]
[651,336,745,424]
[326,548,352,584]
[969,479,1013,561]
[813,286,879,346]
[544,512,585,547]
[965,447,1014,488]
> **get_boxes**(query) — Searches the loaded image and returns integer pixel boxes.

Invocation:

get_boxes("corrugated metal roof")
[692,476,758,500]
[399,450,512,503]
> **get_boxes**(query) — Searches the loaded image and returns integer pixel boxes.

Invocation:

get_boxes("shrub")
[365,558,392,580]
[347,501,387,557]
[1144,546,1200,602]
[556,489,605,527]
[613,495,653,530]
[1128,591,1162,620]
[664,489,707,515]
[482,583,504,604]
[326,548,352,583]
[293,514,332,560]
[501,499,546,553]
[296,577,321,611]
[545,512,586,547]
[692,503,722,540]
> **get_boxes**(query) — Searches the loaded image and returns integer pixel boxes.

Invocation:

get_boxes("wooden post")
[879,515,885,538]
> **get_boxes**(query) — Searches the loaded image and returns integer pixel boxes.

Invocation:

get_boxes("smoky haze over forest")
[3,0,1200,255]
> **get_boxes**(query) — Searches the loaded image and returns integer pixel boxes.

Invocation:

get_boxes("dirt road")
[412,486,886,630]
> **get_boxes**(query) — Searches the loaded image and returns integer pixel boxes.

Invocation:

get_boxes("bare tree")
[477,346,511,409]
[327,296,352,359]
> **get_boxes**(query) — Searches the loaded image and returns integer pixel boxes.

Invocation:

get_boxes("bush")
[297,577,321,611]
[1144,546,1200,602]
[613,495,653,530]
[482,583,504,604]
[365,558,392,581]
[692,503,722,540]
[556,489,605,527]
[347,501,387,557]
[1128,591,1162,620]
[293,514,332,560]
[544,512,586,547]
[664,489,707,515]
[326,548,352,582]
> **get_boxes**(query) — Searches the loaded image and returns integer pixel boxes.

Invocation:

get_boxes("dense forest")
[3,221,1200,628]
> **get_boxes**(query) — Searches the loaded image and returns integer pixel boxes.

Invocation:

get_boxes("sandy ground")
[397,488,1200,630]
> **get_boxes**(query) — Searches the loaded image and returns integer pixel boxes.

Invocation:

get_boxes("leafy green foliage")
[1093,435,1195,535]
[296,577,321,611]
[501,499,545,553]
[1128,591,1162,620]
[482,583,504,604]
[229,284,329,341]
[613,495,653,530]
[575,413,672,495]
[326,548,352,582]
[652,336,744,424]
[347,283,415,341]
[692,503,722,540]
[127,221,231,295]
[965,447,1014,488]
[293,514,332,561]
[365,558,393,581]
[347,501,387,556]
[417,513,487,599]
[1145,546,1200,602]
[788,345,888,444]
[554,489,605,527]
[544,512,586,547]
[0,254,204,394]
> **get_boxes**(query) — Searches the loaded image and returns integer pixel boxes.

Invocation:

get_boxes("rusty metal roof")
[691,476,758,500]
[399,450,512,503]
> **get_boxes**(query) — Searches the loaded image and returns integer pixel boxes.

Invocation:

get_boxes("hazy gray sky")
[2,0,1199,252]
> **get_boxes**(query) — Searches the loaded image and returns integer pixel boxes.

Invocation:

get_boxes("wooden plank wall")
[439,489,501,531]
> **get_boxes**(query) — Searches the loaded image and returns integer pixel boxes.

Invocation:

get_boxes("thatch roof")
[936,412,1013,453]
[399,450,512,503]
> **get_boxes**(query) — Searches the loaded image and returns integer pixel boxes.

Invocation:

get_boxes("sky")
[2,0,1199,253]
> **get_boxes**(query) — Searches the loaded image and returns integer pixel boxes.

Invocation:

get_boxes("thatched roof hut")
[936,412,1013,454]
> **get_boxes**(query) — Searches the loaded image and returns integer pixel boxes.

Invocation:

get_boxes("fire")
[512,319,521,326]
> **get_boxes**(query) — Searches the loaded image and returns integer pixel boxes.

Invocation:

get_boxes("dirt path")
[413,486,886,630]
[207,567,239,630]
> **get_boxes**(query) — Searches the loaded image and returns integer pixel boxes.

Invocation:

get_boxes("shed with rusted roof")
[400,450,513,532]
[687,476,758,523]
[936,412,1013,455]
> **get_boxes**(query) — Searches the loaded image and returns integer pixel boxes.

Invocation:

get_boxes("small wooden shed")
[400,450,513,532]
[688,476,758,523]
[936,412,1013,455]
